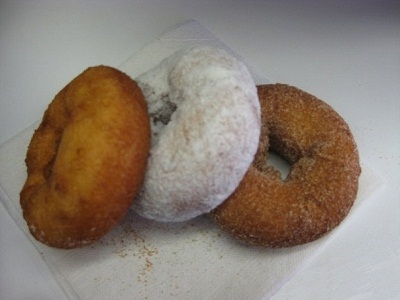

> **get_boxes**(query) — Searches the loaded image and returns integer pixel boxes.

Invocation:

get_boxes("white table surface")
[1,1,399,299]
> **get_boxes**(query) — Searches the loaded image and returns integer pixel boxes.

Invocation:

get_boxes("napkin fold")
[0,20,383,300]
[119,20,268,85]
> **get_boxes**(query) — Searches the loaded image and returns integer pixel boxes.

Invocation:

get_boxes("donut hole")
[267,150,291,180]
[150,96,177,126]
[146,93,178,141]
[253,138,292,181]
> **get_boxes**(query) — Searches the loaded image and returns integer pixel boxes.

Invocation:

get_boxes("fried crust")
[20,66,150,248]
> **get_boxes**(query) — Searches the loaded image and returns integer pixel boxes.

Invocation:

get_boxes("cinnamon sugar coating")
[211,84,361,247]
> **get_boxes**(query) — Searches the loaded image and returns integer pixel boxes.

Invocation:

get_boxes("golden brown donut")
[211,84,361,248]
[20,66,151,249]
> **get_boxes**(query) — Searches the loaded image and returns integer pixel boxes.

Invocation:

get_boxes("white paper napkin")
[119,20,267,84]
[0,20,384,300]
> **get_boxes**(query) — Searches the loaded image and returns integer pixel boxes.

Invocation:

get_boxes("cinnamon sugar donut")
[212,84,361,247]
[20,66,151,248]
[132,46,261,222]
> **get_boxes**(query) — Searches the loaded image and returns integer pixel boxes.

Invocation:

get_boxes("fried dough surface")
[20,66,150,248]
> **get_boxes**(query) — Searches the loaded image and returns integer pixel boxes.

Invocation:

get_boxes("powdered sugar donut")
[133,46,260,222]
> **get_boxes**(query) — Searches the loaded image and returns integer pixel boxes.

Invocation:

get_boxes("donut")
[132,46,261,222]
[211,84,361,247]
[20,66,151,249]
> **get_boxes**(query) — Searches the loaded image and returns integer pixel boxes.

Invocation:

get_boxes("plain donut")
[20,66,151,248]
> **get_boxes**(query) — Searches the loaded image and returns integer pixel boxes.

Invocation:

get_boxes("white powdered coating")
[133,46,261,222]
